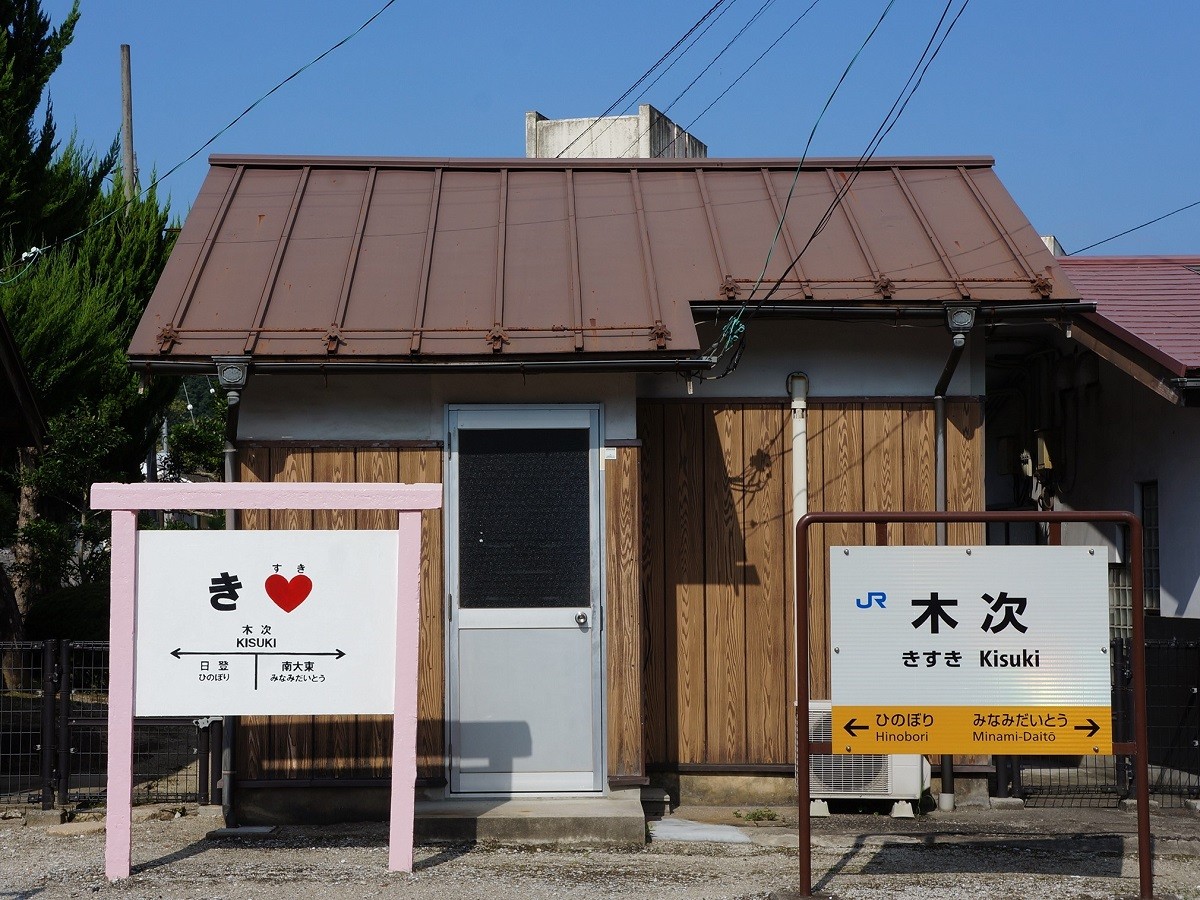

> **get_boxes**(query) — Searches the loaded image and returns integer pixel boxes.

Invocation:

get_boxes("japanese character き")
[208,572,243,611]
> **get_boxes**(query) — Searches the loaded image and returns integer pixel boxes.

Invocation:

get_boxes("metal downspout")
[221,397,241,827]
[934,332,965,811]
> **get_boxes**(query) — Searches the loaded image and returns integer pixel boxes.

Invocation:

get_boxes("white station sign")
[135,530,399,716]
[829,544,1112,755]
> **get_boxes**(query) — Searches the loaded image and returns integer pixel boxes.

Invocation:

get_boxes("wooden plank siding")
[234,444,446,783]
[233,439,644,786]
[638,405,668,766]
[605,445,645,783]
[640,398,983,767]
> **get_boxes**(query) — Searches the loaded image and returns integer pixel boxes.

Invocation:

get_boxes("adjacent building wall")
[984,330,1200,620]
[1058,358,1200,618]
[526,105,707,159]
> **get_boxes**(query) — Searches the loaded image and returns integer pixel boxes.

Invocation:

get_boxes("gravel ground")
[2,805,1200,899]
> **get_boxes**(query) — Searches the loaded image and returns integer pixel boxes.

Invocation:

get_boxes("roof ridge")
[206,153,998,170]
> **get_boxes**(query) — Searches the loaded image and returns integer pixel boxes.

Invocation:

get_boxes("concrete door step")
[415,796,646,849]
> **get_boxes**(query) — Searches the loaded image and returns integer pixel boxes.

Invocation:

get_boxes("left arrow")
[169,648,347,659]
[843,718,868,737]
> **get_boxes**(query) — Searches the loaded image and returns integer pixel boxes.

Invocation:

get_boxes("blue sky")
[38,0,1200,255]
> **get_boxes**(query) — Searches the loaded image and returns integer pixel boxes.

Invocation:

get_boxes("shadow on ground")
[815,832,1126,891]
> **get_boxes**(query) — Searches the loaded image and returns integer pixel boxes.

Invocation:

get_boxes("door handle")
[575,611,588,626]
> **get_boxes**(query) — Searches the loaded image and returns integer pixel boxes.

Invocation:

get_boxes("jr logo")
[855,591,886,609]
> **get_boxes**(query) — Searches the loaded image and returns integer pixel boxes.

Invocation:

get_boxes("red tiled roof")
[1059,256,1200,375]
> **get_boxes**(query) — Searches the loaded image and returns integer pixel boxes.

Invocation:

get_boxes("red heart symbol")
[265,573,312,613]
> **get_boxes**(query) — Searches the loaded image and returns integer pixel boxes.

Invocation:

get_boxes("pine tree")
[0,0,114,252]
[0,1,175,642]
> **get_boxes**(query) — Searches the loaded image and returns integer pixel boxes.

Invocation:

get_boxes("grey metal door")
[447,406,602,793]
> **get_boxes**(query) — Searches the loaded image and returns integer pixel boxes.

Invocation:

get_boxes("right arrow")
[843,718,868,738]
[1073,718,1101,738]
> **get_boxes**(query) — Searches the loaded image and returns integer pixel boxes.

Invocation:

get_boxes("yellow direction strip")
[831,705,1112,755]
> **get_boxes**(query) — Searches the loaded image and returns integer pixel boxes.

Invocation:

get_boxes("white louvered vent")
[808,702,926,800]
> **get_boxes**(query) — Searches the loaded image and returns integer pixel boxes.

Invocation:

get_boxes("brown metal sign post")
[794,510,1152,899]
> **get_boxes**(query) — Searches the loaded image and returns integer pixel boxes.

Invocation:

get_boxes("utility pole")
[120,44,137,200]
[123,44,159,497]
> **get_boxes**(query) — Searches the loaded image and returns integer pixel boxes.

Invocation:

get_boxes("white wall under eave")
[1056,360,1200,619]
[637,318,984,400]
[235,371,639,442]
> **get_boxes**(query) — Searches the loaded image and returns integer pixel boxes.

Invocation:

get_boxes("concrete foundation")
[933,775,991,808]
[236,786,390,825]
[417,796,645,848]
[234,787,645,848]
[658,773,799,807]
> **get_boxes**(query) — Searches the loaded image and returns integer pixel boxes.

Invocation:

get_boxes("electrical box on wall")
[1035,429,1056,470]
[997,436,1016,475]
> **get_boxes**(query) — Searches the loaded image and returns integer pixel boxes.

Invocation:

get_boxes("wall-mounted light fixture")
[944,303,978,334]
[213,355,252,406]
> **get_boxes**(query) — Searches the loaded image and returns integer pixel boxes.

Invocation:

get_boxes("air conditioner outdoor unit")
[807,701,928,801]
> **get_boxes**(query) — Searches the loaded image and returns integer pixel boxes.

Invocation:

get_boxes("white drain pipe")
[788,372,810,769]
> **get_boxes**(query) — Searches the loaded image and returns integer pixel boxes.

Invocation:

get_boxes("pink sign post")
[91,482,442,882]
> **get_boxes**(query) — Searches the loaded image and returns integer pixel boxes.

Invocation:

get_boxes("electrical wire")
[564,1,743,158]
[4,0,400,276]
[655,0,825,158]
[1067,198,1200,255]
[706,0,972,379]
[698,0,900,370]
[613,0,783,160]
[553,0,735,158]
[0,247,43,285]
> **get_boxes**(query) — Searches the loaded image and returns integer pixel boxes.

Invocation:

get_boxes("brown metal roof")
[129,155,1075,368]
[1060,256,1200,377]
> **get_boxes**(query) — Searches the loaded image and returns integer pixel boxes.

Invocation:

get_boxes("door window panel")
[458,428,590,608]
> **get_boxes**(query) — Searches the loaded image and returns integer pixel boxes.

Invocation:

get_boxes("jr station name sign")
[830,545,1112,756]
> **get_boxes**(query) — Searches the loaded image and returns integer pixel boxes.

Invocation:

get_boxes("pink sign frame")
[91,482,442,881]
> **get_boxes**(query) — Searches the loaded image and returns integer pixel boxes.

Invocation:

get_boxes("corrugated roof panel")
[841,169,951,289]
[258,168,370,353]
[776,171,873,293]
[421,169,501,354]
[343,168,436,341]
[705,169,798,289]
[638,170,718,307]
[502,169,577,354]
[902,168,1024,295]
[190,168,303,339]
[572,170,654,333]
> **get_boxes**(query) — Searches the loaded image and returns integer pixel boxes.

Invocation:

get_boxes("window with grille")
[1110,482,1162,637]
[1140,481,1161,616]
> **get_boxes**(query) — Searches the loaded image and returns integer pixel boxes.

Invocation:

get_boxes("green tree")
[0,1,114,251]
[159,376,227,486]
[1,178,175,636]
[0,0,175,642]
